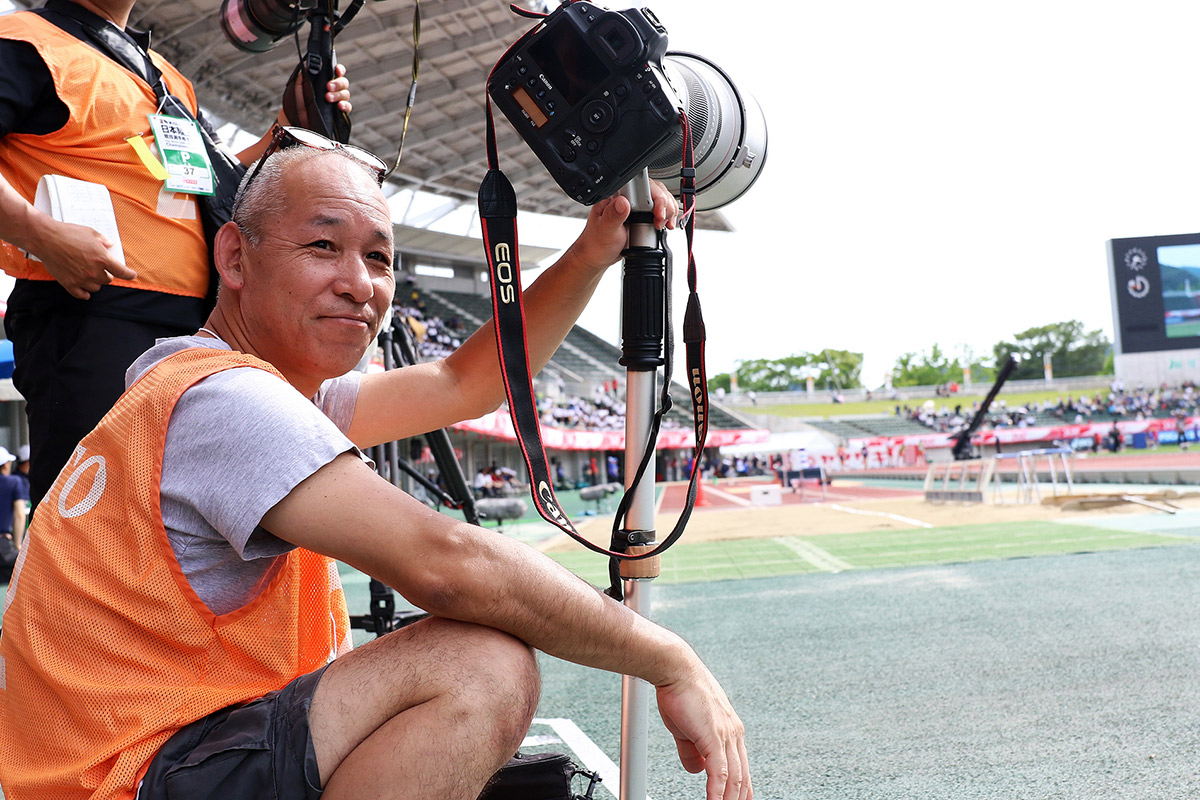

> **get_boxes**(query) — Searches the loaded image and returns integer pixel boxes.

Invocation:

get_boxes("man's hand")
[566,180,679,272]
[281,62,353,128]
[240,64,356,167]
[656,666,753,800]
[27,219,136,300]
[324,63,353,113]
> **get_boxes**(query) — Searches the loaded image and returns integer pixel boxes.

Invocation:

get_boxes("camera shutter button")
[581,99,615,134]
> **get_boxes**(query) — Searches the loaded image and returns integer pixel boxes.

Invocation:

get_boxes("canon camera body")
[487,2,682,204]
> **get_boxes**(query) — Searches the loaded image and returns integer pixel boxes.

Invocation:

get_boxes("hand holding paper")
[30,175,137,300]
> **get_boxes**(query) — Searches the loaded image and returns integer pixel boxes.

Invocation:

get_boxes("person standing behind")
[12,444,31,543]
[0,0,353,507]
[0,446,29,552]
[13,444,31,501]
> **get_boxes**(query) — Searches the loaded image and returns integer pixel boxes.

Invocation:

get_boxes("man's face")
[236,155,394,389]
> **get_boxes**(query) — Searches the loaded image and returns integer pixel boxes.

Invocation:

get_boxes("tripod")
[348,314,480,637]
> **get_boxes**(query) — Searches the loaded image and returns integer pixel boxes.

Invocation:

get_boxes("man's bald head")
[232,146,385,247]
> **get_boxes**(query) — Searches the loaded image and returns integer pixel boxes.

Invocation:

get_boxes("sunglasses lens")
[283,127,337,150]
[342,145,388,179]
[254,126,386,186]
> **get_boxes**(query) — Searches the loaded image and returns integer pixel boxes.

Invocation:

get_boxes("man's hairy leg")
[310,616,540,799]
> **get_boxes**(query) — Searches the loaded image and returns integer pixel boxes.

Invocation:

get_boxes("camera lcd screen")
[529,23,609,106]
[512,86,550,128]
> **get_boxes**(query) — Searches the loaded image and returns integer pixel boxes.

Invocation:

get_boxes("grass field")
[743,387,1092,419]
[543,520,1188,588]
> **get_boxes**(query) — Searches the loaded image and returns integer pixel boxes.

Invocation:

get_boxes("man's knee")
[442,619,540,715]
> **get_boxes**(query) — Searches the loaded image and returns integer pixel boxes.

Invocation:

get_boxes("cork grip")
[619,543,661,580]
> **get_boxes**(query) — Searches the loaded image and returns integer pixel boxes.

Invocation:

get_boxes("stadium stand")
[409,287,752,432]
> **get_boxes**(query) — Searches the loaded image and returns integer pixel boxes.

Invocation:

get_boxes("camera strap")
[479,53,709,597]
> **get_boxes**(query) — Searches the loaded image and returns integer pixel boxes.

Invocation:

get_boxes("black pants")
[5,300,193,507]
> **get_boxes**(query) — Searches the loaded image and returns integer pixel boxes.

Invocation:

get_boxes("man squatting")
[0,138,752,800]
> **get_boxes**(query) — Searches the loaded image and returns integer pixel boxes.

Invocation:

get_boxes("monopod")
[615,168,668,800]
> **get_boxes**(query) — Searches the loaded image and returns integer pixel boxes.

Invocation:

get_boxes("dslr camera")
[488,2,681,204]
[489,1,766,210]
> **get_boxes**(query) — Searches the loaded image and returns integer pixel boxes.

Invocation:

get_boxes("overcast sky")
[521,0,1200,387]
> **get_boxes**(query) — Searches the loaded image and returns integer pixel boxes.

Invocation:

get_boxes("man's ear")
[213,221,246,290]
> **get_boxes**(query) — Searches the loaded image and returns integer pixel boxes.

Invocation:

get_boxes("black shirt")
[0,0,165,136]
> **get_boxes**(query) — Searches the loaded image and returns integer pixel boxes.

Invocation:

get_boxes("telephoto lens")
[648,52,768,210]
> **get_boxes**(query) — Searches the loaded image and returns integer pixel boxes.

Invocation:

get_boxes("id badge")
[148,114,214,196]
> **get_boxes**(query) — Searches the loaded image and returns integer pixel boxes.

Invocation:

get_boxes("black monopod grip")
[619,239,667,372]
[302,12,351,143]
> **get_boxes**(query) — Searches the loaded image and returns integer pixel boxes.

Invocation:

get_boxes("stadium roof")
[393,223,558,266]
[7,0,733,233]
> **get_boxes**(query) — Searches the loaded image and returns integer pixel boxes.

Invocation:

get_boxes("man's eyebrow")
[304,214,394,245]
[307,213,347,229]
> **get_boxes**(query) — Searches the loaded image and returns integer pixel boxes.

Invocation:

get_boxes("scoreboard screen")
[1107,233,1200,354]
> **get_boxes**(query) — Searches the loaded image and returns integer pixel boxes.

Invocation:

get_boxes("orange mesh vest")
[0,347,352,800]
[0,12,209,297]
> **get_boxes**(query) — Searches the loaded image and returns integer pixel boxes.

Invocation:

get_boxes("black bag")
[478,752,600,800]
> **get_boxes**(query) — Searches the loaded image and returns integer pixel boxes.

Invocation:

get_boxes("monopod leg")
[618,170,664,800]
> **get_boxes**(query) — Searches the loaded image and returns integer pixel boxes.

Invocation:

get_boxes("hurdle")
[924,458,995,503]
[784,466,827,500]
[991,446,1074,504]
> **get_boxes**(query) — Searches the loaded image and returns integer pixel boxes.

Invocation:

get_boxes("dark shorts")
[137,666,329,800]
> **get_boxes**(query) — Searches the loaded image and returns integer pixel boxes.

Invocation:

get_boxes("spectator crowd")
[902,380,1199,435]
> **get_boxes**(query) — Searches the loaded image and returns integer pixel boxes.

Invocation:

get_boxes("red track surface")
[852,449,1198,477]
[658,478,920,513]
[659,452,1198,513]
[1067,450,1199,471]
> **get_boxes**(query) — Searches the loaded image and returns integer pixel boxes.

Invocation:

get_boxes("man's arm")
[346,184,679,448]
[261,452,750,800]
[0,172,137,299]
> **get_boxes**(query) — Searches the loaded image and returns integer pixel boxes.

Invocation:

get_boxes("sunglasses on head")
[244,124,389,190]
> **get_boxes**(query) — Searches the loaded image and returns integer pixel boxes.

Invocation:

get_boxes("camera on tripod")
[488,1,767,210]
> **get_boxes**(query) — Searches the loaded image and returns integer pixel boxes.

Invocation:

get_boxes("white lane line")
[828,503,934,528]
[774,537,852,572]
[533,717,651,800]
[701,484,754,507]
[521,733,564,747]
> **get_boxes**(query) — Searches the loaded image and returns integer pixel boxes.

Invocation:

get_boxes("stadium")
[4,1,1200,799]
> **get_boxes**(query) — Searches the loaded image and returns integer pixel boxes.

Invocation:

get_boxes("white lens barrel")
[647,53,768,211]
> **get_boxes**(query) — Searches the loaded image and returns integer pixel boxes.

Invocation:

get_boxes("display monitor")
[1107,232,1200,354]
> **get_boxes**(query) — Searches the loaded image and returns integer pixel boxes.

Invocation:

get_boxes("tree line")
[708,320,1112,393]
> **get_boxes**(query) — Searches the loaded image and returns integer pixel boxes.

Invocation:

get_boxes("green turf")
[545,520,1189,586]
[1166,320,1200,337]
[748,387,1103,420]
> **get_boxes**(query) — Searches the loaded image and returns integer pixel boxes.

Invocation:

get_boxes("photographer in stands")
[0,137,750,800]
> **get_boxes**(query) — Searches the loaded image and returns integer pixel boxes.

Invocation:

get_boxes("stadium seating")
[411,288,753,432]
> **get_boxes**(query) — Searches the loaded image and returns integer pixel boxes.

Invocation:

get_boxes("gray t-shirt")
[126,336,363,615]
